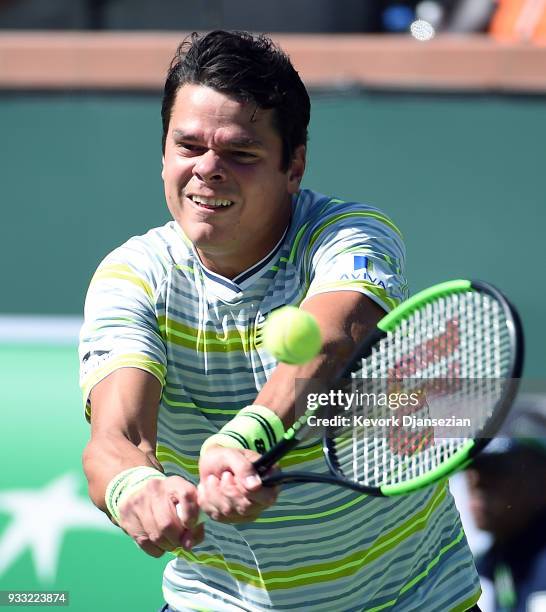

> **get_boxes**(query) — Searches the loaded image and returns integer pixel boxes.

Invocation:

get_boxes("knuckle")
[134,534,151,548]
[147,531,164,547]
[235,500,252,515]
[146,546,165,558]
[210,509,223,522]
[146,478,165,494]
[156,515,175,533]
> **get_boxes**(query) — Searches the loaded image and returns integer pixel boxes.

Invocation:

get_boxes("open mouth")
[188,195,235,209]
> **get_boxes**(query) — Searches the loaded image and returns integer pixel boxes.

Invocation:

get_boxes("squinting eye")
[178,143,204,154]
[233,151,257,161]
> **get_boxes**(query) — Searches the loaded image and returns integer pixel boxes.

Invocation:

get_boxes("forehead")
[170,84,278,143]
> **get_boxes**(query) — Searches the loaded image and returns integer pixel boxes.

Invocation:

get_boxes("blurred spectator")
[465,395,546,612]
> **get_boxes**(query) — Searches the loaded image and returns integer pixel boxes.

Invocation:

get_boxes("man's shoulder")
[289,189,404,257]
[293,189,400,233]
[93,221,194,293]
[103,221,191,270]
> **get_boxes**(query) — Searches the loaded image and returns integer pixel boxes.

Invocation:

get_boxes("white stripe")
[0,315,82,343]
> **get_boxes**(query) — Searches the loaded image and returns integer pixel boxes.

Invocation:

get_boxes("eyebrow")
[172,130,264,149]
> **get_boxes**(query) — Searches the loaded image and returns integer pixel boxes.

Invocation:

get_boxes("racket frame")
[258,279,524,496]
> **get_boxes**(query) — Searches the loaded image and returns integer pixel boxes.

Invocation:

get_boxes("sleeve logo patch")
[81,350,112,378]
[339,255,386,288]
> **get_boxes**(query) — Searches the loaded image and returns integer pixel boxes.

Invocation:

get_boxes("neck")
[196,215,290,280]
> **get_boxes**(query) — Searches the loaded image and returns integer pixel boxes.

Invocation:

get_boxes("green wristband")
[105,466,165,523]
[238,405,285,451]
[200,432,248,456]
[200,405,285,456]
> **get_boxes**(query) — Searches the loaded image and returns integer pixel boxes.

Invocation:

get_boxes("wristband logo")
[254,438,267,454]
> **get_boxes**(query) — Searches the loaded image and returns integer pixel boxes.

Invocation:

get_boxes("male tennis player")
[80,30,481,611]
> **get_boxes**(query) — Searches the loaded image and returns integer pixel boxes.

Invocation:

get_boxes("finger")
[134,532,167,558]
[200,448,261,491]
[118,497,167,557]
[220,470,240,494]
[172,487,201,526]
[136,499,181,553]
[148,500,187,552]
[197,474,226,519]
[219,471,253,516]
[245,482,279,507]
[201,473,252,521]
[179,522,206,550]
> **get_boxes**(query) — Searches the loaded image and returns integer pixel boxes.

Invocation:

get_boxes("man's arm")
[83,367,203,556]
[198,291,385,521]
[256,290,385,425]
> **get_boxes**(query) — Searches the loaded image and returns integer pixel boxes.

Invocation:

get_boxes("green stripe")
[449,590,482,612]
[254,487,368,524]
[278,443,323,466]
[91,264,154,300]
[308,212,403,252]
[156,442,323,478]
[366,530,478,611]
[174,263,194,273]
[288,221,311,263]
[157,445,199,476]
[158,315,256,353]
[158,315,249,343]
[257,484,447,587]
[161,394,240,416]
[175,483,447,589]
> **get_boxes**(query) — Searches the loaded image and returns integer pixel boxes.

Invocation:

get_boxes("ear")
[287,145,306,194]
[161,155,165,181]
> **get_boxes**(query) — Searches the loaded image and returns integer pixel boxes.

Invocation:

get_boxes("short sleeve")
[79,241,168,422]
[304,200,408,312]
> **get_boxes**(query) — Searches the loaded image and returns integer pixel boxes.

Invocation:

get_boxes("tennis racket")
[253,279,524,496]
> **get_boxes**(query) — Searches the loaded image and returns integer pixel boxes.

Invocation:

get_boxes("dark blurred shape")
[466,395,546,612]
[413,0,496,33]
[0,0,88,28]
[104,0,381,32]
[444,0,496,32]
[0,0,384,32]
[0,0,541,41]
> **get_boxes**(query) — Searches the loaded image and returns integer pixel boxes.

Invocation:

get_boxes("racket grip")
[176,501,207,525]
[252,436,300,477]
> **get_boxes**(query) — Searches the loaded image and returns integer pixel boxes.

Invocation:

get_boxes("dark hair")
[161,30,310,171]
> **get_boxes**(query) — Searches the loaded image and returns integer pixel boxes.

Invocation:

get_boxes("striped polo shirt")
[79,189,480,611]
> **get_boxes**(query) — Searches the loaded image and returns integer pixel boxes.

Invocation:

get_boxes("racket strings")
[332,290,513,488]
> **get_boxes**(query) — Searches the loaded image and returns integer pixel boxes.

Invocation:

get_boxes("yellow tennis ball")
[263,306,322,364]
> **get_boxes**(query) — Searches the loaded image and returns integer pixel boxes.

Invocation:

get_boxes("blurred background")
[1,1,545,611]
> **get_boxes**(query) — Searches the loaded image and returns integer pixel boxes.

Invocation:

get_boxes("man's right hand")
[116,475,204,557]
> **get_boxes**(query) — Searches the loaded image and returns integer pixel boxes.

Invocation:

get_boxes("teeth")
[191,195,233,207]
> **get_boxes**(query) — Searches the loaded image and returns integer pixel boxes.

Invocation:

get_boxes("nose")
[192,150,226,183]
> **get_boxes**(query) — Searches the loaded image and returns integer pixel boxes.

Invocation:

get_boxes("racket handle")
[176,501,207,525]
[178,438,300,526]
[253,436,300,477]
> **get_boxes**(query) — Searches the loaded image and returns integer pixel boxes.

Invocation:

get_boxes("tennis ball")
[263,306,322,364]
